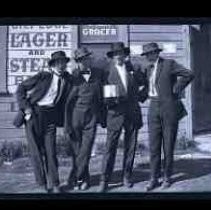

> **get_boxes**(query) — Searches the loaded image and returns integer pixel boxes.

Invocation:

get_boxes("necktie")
[54,77,64,105]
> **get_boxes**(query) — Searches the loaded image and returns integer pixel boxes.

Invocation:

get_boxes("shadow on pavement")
[89,163,150,188]
[171,158,211,183]
[89,158,211,190]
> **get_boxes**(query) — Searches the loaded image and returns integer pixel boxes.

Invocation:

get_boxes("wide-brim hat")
[106,42,130,58]
[73,47,92,62]
[141,42,163,56]
[48,51,70,67]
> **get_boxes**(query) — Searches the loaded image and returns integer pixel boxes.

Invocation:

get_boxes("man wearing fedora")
[61,47,106,191]
[99,42,146,192]
[14,51,73,193]
[139,42,194,191]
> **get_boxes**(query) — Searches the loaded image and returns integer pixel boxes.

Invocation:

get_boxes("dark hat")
[141,42,163,56]
[106,42,130,58]
[48,51,70,67]
[73,47,92,62]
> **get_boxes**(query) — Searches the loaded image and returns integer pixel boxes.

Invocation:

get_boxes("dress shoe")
[59,181,74,192]
[161,179,171,189]
[146,180,160,192]
[52,186,61,193]
[48,186,61,193]
[80,181,90,191]
[123,177,134,188]
[74,180,83,190]
[36,184,48,193]
[99,181,108,193]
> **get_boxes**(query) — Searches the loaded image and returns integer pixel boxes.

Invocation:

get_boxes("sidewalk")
[0,134,211,194]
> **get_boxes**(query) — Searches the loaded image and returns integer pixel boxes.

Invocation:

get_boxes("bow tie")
[81,70,91,75]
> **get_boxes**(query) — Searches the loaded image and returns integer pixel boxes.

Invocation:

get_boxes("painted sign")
[7,25,74,93]
[80,25,118,43]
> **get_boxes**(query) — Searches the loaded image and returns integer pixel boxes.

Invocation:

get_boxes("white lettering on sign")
[7,25,74,93]
[81,25,118,43]
[82,28,117,36]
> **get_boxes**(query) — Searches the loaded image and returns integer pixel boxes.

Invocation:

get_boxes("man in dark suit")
[14,51,73,193]
[99,42,146,192]
[61,47,106,191]
[139,43,194,191]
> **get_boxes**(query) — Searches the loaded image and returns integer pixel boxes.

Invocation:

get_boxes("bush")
[175,135,196,151]
[0,140,28,163]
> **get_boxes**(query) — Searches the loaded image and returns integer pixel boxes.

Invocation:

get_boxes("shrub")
[0,140,28,163]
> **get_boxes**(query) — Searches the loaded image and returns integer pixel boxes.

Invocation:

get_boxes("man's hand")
[24,108,32,121]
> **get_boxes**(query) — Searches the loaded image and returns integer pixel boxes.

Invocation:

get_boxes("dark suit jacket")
[140,57,194,122]
[103,61,146,129]
[64,67,106,135]
[14,71,73,128]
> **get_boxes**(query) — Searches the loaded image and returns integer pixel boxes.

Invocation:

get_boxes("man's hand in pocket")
[24,108,32,121]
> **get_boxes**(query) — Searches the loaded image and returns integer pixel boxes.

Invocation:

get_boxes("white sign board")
[7,25,74,93]
[162,43,177,53]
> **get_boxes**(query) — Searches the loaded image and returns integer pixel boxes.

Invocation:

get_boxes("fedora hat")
[73,47,92,62]
[48,51,70,67]
[106,42,130,58]
[141,42,163,56]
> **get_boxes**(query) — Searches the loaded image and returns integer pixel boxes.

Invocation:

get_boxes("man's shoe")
[36,184,48,193]
[48,186,61,193]
[52,186,61,193]
[99,181,108,193]
[123,177,133,188]
[59,181,74,192]
[80,182,90,191]
[146,180,160,192]
[161,179,172,189]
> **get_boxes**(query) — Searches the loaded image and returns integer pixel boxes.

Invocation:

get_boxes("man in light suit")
[99,42,146,192]
[14,51,73,193]
[139,43,194,191]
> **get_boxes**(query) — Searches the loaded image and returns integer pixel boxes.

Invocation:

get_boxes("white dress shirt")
[115,63,128,92]
[149,58,159,97]
[37,73,61,106]
[82,68,91,82]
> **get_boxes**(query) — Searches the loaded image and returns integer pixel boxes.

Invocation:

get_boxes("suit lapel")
[110,64,127,95]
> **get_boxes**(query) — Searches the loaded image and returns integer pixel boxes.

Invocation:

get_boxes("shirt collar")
[153,57,159,67]
[51,68,65,78]
[115,63,126,70]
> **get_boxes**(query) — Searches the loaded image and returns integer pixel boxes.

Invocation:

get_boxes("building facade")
[0,25,195,147]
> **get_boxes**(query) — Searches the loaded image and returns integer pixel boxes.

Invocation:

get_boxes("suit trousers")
[148,99,178,180]
[25,106,59,188]
[101,109,138,183]
[67,108,97,183]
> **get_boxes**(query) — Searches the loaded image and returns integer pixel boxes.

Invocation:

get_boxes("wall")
[0,26,7,93]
